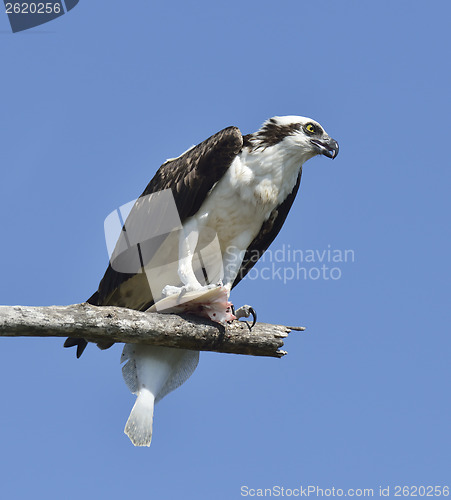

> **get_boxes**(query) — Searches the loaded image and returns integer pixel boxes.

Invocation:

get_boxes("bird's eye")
[304,123,317,135]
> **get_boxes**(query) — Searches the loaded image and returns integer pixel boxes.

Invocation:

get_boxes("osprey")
[65,115,338,446]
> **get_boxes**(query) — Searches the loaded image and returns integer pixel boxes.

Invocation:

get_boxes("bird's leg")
[220,240,257,329]
[162,220,200,297]
[178,219,201,289]
[162,218,213,298]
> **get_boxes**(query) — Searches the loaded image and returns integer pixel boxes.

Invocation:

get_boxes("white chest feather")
[193,144,302,251]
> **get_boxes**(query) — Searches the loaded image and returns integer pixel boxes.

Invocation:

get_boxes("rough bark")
[0,303,305,358]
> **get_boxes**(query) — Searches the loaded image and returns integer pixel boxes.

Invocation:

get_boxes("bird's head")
[253,115,339,162]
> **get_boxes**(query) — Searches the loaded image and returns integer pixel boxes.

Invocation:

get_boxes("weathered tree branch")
[0,303,304,358]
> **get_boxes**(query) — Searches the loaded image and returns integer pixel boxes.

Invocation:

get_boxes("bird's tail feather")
[121,344,199,447]
[124,387,155,447]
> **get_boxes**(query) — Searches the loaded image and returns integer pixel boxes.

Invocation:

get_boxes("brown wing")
[93,126,243,309]
[65,127,243,356]
[232,169,303,289]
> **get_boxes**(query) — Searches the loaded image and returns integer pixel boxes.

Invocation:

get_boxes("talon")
[248,307,257,329]
[234,305,257,330]
[177,286,189,303]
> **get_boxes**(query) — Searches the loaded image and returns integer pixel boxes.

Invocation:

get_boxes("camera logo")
[3,0,79,33]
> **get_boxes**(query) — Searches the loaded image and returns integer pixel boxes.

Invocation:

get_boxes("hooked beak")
[310,137,339,159]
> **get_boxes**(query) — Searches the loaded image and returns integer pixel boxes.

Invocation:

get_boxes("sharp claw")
[249,307,257,329]
[234,305,257,330]
[177,286,189,303]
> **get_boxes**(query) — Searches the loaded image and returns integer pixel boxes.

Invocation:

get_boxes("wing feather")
[94,126,243,309]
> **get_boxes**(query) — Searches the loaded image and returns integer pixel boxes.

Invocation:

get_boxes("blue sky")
[1,1,450,499]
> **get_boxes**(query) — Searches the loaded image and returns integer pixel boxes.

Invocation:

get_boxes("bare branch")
[0,303,304,358]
